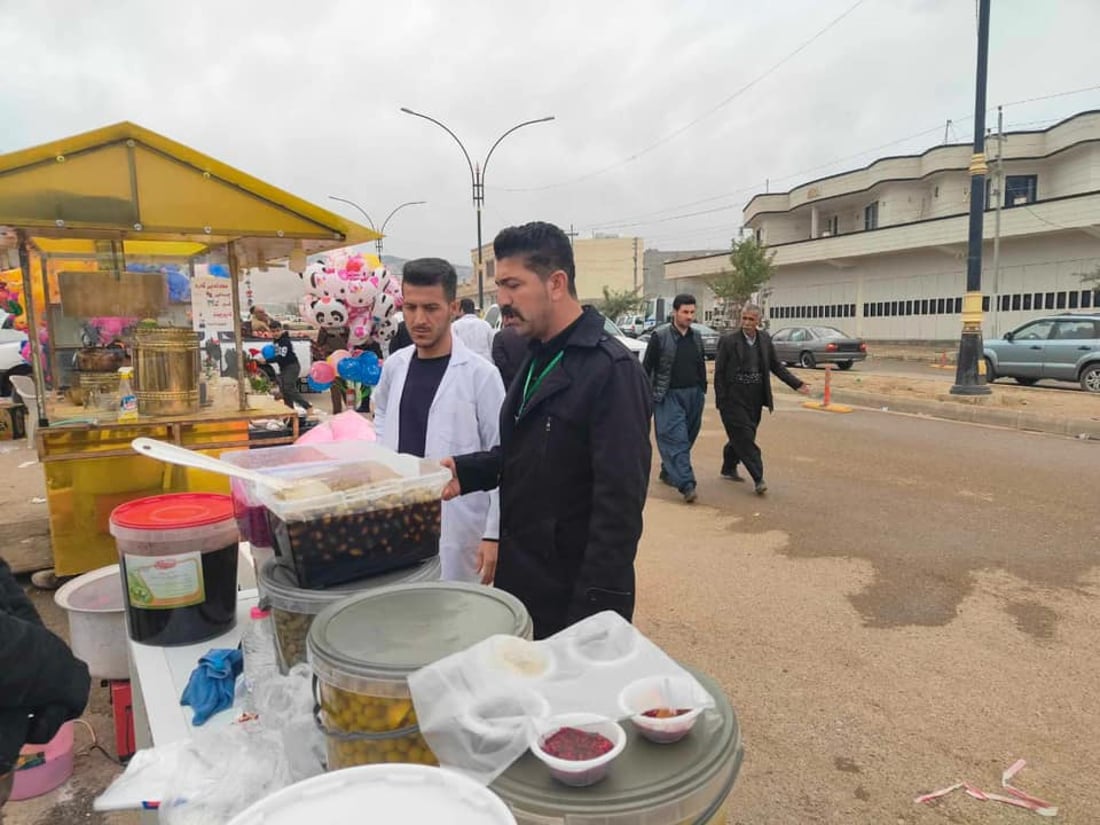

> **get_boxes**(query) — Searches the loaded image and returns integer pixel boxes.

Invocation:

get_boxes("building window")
[755,229,762,244]
[1000,295,1010,311]
[824,215,839,236]
[1056,292,1067,309]
[1011,294,1021,310]
[876,302,884,316]
[864,201,879,231]
[1034,292,1043,309]
[1004,175,1038,207]
[1045,292,1055,310]
[937,298,947,314]
[980,296,989,312]
[1023,294,1032,310]
[1069,291,1079,309]
[1082,290,1094,309]
[863,303,870,317]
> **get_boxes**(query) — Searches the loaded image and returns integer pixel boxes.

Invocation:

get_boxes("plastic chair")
[10,374,39,445]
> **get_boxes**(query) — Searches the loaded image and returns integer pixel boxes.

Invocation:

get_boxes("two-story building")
[666,110,1100,341]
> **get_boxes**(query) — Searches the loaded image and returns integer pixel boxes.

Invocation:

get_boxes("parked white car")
[484,304,646,362]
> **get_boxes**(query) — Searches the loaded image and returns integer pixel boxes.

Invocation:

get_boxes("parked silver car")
[983,313,1100,392]
[771,326,868,369]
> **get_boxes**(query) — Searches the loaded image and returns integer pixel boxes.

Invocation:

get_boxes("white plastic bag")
[408,611,715,785]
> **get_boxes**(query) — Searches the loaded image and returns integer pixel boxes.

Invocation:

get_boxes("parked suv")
[983,313,1100,392]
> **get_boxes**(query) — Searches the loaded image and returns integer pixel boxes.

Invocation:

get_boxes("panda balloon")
[310,296,350,329]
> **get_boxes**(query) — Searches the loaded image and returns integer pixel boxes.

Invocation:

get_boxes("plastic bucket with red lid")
[110,493,239,646]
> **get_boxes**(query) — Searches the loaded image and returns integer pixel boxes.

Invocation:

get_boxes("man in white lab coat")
[450,298,495,362]
[373,259,505,583]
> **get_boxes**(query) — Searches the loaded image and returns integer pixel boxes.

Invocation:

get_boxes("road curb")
[829,388,1100,439]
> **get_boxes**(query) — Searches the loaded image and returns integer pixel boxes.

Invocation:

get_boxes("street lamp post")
[400,107,554,308]
[327,196,426,255]
[950,0,993,396]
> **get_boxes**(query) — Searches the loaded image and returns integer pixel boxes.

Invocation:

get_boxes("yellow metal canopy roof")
[0,121,380,260]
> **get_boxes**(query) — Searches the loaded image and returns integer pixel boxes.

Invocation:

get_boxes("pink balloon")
[309,361,336,384]
[326,348,351,366]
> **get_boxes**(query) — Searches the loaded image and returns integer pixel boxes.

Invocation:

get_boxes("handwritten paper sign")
[190,275,234,334]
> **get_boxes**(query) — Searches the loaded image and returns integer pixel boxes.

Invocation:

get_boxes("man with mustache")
[491,308,528,389]
[373,258,506,583]
[442,222,652,639]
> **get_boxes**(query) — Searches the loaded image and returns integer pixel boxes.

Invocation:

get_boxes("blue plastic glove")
[180,648,243,726]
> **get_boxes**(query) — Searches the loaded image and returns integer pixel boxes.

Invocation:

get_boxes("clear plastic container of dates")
[254,449,450,588]
[308,582,532,771]
[259,556,442,674]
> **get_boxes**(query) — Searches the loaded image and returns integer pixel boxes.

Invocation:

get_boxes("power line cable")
[498,0,869,193]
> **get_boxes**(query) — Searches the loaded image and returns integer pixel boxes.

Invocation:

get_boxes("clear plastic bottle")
[238,606,277,713]
[117,366,139,422]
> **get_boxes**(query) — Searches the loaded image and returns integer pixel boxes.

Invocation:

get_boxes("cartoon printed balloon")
[321,269,349,302]
[372,315,399,345]
[344,256,365,276]
[309,296,350,329]
[309,361,336,384]
[369,266,391,295]
[344,278,379,310]
[302,262,328,298]
[372,291,398,324]
[348,316,374,347]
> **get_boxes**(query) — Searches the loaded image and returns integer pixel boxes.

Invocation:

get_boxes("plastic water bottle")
[238,606,277,713]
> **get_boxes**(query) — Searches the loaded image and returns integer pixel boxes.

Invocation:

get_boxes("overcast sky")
[2,0,1098,266]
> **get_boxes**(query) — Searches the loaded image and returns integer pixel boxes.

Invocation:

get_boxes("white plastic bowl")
[53,565,128,680]
[461,690,551,748]
[529,713,626,787]
[618,675,709,744]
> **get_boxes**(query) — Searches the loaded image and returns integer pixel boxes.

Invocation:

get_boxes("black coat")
[0,559,91,774]
[455,308,653,638]
[714,329,804,412]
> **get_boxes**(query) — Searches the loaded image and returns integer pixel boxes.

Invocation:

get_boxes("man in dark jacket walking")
[1,558,91,816]
[714,303,810,494]
[643,294,707,504]
[442,222,652,639]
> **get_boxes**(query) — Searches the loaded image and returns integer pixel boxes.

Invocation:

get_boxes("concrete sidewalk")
[828,387,1099,438]
[0,440,51,573]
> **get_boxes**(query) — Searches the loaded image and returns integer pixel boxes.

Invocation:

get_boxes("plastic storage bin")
[255,446,450,588]
[260,555,441,673]
[492,668,743,825]
[308,582,532,770]
[110,493,239,646]
[9,721,75,801]
[227,764,517,825]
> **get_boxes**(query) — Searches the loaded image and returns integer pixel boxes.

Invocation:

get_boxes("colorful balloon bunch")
[306,349,382,391]
[298,254,402,349]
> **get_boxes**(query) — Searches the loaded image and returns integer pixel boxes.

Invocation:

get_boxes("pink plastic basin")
[10,721,75,801]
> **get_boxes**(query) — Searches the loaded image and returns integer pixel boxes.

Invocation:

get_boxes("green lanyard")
[518,351,563,418]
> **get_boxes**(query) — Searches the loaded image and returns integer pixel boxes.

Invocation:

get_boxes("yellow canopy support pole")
[17,230,48,426]
[227,243,248,412]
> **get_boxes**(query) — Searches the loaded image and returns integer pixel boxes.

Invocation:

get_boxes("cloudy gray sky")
[2,0,1098,266]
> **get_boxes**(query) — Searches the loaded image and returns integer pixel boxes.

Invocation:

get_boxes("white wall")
[763,232,1100,341]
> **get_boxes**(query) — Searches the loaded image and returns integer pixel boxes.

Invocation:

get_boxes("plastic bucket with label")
[227,763,517,825]
[260,556,441,673]
[110,493,239,646]
[308,582,532,770]
[492,668,743,825]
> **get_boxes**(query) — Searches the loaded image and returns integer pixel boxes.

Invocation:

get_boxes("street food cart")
[0,122,378,575]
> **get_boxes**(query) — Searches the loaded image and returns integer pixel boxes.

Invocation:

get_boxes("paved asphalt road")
[635,394,1098,823]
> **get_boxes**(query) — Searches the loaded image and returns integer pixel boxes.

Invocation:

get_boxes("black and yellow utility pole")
[951,0,993,395]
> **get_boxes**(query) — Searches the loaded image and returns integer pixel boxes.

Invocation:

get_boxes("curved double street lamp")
[328,196,426,255]
[400,107,555,308]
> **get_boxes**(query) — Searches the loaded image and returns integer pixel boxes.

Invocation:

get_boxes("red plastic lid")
[110,493,234,531]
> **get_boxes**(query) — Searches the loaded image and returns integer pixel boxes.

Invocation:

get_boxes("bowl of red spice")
[618,675,710,744]
[530,713,626,787]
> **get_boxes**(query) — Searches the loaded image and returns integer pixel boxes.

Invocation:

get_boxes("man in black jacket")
[1,558,91,815]
[442,222,653,639]
[714,303,810,494]
[643,294,707,504]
